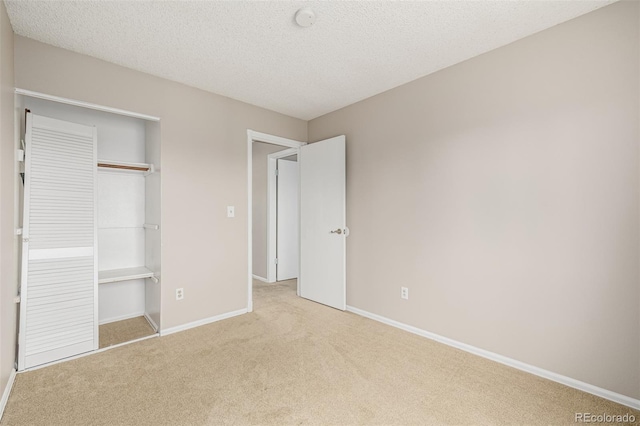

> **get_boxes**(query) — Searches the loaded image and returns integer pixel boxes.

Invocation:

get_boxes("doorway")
[247,131,305,312]
[251,143,299,283]
[247,130,348,313]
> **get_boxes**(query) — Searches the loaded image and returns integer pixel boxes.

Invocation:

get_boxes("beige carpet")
[99,316,157,349]
[2,279,638,425]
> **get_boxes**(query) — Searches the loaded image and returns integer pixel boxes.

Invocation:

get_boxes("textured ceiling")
[5,0,616,120]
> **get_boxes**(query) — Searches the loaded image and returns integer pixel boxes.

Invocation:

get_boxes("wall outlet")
[401,287,409,300]
[176,288,184,301]
[227,206,235,218]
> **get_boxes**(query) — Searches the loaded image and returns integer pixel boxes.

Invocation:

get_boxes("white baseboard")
[252,274,268,283]
[346,305,640,411]
[160,308,248,337]
[143,313,159,332]
[99,311,145,325]
[0,369,16,421]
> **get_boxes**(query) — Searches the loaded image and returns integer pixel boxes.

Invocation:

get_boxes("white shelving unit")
[94,122,161,330]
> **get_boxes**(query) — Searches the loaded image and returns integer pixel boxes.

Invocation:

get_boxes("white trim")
[247,130,306,313]
[98,333,157,352]
[269,148,299,159]
[144,312,159,332]
[266,148,298,283]
[267,156,276,283]
[160,308,247,337]
[0,369,16,421]
[252,274,269,283]
[249,130,307,149]
[99,311,146,325]
[267,156,277,283]
[247,132,253,312]
[17,112,33,371]
[92,125,99,351]
[21,333,159,373]
[346,305,640,411]
[296,153,301,297]
[15,88,160,122]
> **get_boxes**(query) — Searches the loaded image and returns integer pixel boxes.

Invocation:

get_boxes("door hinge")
[16,149,24,162]
[275,169,279,176]
[274,258,278,265]
[16,228,22,236]
[13,295,20,304]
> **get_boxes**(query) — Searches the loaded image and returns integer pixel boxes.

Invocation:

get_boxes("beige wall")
[309,1,640,399]
[13,36,307,330]
[0,0,16,395]
[252,142,288,279]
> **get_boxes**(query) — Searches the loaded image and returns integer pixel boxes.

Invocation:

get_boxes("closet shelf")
[97,159,154,174]
[98,266,155,284]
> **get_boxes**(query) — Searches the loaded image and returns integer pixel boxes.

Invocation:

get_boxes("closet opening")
[16,91,161,370]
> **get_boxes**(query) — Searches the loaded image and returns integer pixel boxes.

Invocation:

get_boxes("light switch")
[227,206,235,218]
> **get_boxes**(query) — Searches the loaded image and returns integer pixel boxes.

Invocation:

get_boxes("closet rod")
[97,163,150,172]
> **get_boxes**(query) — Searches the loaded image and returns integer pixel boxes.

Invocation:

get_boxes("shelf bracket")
[144,164,155,177]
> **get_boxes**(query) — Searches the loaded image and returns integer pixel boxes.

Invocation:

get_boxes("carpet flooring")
[1,279,638,425]
[99,316,157,349]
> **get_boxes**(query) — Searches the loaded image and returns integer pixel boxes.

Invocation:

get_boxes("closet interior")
[17,95,161,369]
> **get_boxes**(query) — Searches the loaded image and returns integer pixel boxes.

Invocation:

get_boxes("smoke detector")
[295,8,316,28]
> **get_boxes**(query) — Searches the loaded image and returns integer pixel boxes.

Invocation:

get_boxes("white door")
[18,113,98,370]
[299,135,346,310]
[276,158,299,281]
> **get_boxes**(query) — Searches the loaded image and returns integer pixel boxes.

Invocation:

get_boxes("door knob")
[330,229,343,234]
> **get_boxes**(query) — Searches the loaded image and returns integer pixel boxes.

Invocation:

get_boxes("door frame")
[247,130,305,312]
[266,148,298,283]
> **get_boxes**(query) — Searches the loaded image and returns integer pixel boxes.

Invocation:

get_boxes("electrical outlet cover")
[401,287,409,300]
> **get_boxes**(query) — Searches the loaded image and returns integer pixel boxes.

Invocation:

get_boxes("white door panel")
[19,112,98,370]
[276,159,299,281]
[299,135,346,310]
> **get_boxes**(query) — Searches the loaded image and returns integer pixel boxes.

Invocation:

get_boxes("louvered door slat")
[19,113,98,371]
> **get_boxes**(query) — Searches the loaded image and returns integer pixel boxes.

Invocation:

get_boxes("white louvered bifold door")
[18,113,98,370]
